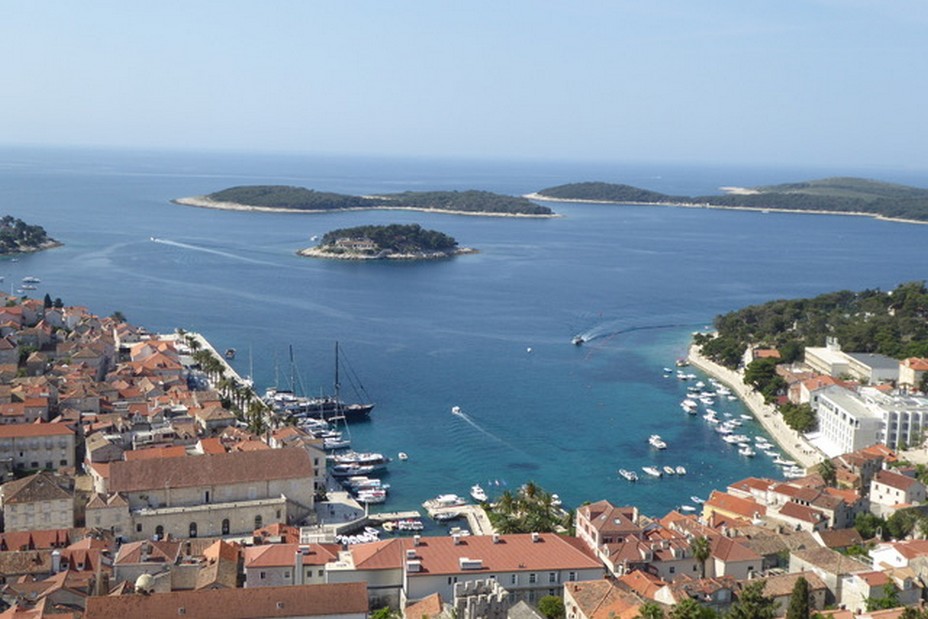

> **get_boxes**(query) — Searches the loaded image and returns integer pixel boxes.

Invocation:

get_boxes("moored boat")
[675,466,687,475]
[642,466,662,477]
[619,469,638,482]
[648,434,667,449]
[470,484,488,503]
[663,466,676,476]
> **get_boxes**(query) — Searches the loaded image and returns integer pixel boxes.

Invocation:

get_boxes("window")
[548,572,557,583]
[254,515,263,529]
[189,522,198,538]
[260,571,266,580]
[155,525,164,539]
[529,573,537,584]
[669,566,676,574]
[284,571,290,579]
[222,519,230,535]
[511,574,518,585]
[136,523,142,533]
[318,570,324,577]
[568,572,576,582]
[205,491,210,503]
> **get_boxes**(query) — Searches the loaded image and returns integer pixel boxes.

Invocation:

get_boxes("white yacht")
[649,434,668,449]
[470,484,488,503]
[642,466,662,477]
[675,466,687,475]
[619,469,639,482]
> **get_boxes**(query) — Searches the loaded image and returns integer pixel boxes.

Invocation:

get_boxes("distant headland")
[0,215,60,254]
[528,177,928,224]
[297,223,477,261]
[174,185,555,217]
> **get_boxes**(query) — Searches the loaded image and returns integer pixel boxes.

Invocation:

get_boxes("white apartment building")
[813,386,928,455]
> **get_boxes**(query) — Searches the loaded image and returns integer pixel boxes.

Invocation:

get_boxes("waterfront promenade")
[687,344,824,470]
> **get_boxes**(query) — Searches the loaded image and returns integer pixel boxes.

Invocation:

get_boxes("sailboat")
[264,342,375,422]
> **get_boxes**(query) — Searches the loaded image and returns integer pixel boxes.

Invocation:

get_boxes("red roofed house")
[575,500,643,562]
[899,358,928,392]
[564,578,645,619]
[244,543,340,588]
[0,422,75,472]
[702,491,765,526]
[839,569,922,614]
[870,469,926,517]
[83,581,369,619]
[0,471,74,532]
[401,533,603,606]
[95,448,315,541]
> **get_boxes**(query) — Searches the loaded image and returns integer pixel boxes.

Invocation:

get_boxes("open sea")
[2,145,927,518]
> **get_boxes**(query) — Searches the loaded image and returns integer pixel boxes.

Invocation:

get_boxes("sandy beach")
[687,344,824,470]
[173,196,559,218]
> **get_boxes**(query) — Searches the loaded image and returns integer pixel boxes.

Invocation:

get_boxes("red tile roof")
[0,422,73,438]
[704,491,766,520]
[245,543,339,568]
[874,469,920,492]
[83,582,369,619]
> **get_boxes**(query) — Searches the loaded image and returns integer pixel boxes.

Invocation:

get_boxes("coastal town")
[0,291,926,619]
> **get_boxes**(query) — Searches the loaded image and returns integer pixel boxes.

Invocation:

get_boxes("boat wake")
[451,407,525,455]
[150,237,277,266]
[573,321,705,345]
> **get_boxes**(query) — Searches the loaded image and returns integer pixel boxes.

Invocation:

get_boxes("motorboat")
[398,452,408,460]
[424,494,468,509]
[675,466,687,475]
[680,505,697,512]
[691,496,705,504]
[451,406,462,415]
[470,484,488,503]
[739,446,756,457]
[663,466,676,476]
[642,466,662,477]
[396,519,424,531]
[22,276,41,284]
[572,335,585,346]
[649,434,668,449]
[356,490,387,504]
[619,469,638,482]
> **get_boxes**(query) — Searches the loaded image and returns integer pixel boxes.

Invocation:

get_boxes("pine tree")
[786,576,811,619]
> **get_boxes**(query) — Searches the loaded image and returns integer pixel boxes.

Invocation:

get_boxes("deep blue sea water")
[2,145,927,517]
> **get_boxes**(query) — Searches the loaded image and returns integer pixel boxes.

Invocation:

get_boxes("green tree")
[538,595,565,619]
[670,599,717,619]
[370,607,399,619]
[855,512,886,540]
[728,580,776,619]
[43,293,52,308]
[691,536,712,578]
[817,459,837,487]
[865,582,900,611]
[786,576,811,619]
[886,510,918,540]
[111,310,126,323]
[636,602,666,619]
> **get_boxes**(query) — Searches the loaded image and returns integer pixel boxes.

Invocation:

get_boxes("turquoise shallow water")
[2,146,927,516]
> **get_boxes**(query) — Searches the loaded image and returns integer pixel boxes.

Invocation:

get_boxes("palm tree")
[690,536,711,578]
[818,458,837,487]
[496,490,515,516]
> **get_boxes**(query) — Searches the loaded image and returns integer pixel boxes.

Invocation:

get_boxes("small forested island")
[0,215,60,254]
[175,185,554,217]
[695,281,928,369]
[297,224,476,261]
[530,177,928,223]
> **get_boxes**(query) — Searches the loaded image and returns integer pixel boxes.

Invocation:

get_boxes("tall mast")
[334,341,340,399]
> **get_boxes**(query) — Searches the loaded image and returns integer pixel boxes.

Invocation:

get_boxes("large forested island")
[175,185,554,217]
[0,215,59,254]
[298,224,476,261]
[530,177,928,223]
[695,281,928,369]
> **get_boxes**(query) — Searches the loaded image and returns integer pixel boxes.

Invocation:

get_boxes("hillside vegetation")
[695,281,928,369]
[535,177,928,222]
[203,185,552,216]
[0,215,56,254]
[319,224,458,254]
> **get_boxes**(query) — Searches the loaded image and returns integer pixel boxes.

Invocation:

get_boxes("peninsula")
[529,177,928,224]
[175,185,555,217]
[0,215,60,254]
[297,223,477,261]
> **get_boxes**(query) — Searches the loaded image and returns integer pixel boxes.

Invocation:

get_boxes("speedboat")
[739,446,756,457]
[470,484,488,503]
[451,405,462,415]
[572,335,585,346]
[691,496,705,504]
[398,452,408,460]
[675,466,687,475]
[680,505,697,512]
[663,466,676,476]
[649,434,668,449]
[619,469,638,482]
[642,466,662,477]
[22,276,41,284]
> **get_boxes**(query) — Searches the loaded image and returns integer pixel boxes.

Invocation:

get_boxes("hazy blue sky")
[2,1,926,168]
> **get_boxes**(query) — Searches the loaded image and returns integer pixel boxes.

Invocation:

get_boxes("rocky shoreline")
[297,246,478,261]
[523,192,928,226]
[174,196,558,218]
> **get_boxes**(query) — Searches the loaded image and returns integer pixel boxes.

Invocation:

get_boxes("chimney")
[492,533,500,544]
[531,532,540,543]
[452,534,461,545]
[413,535,421,546]
[294,549,303,585]
[52,550,62,573]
